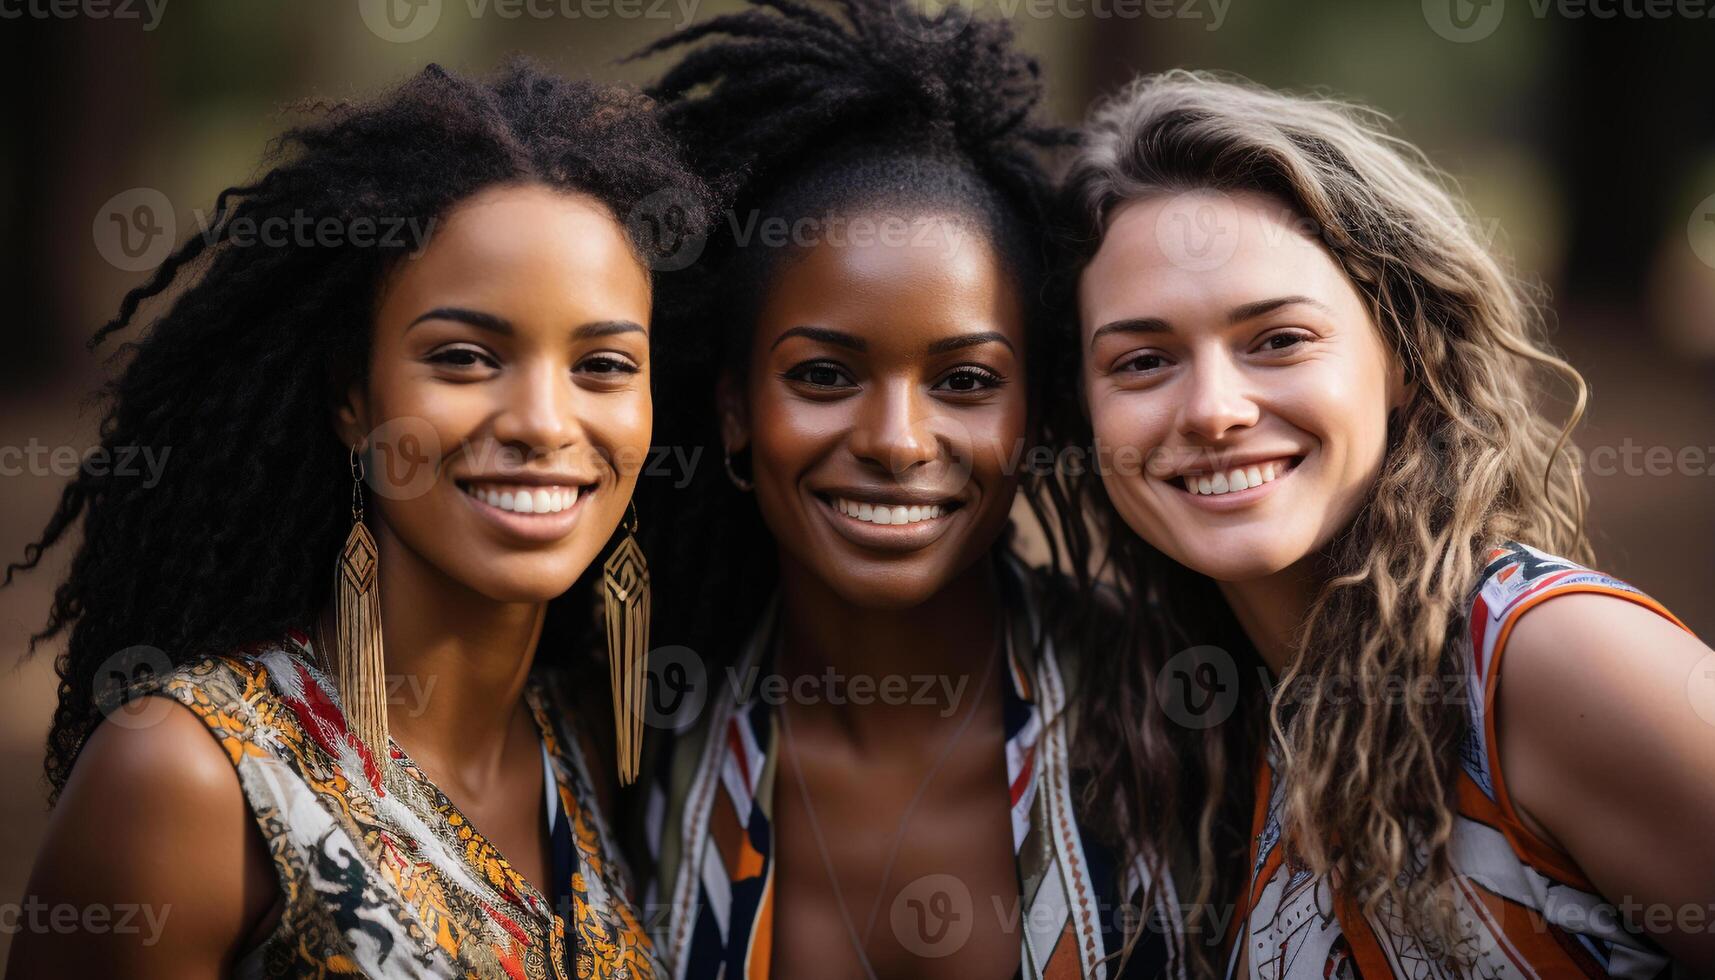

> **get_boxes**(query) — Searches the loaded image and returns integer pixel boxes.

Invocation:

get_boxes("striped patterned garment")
[1230,541,1695,979]
[638,555,1185,980]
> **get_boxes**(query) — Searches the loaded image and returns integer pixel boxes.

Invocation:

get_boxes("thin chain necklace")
[773,618,1004,978]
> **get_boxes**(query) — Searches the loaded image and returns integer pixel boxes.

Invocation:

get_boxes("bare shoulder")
[1496,590,1715,968]
[1500,590,1707,726]
[5,697,276,979]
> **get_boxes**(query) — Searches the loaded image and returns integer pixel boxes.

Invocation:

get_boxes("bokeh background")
[3,0,1713,960]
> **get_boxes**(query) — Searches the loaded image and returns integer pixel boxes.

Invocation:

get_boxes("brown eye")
[933,367,1003,393]
[578,355,638,375]
[1260,332,1310,352]
[784,360,855,389]
[427,345,498,369]
[1122,353,1166,372]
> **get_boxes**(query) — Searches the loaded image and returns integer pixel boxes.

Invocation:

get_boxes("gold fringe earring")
[336,444,389,767]
[603,501,650,785]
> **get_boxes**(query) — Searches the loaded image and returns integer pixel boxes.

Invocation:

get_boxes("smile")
[1174,456,1302,498]
[830,496,951,526]
[459,482,589,514]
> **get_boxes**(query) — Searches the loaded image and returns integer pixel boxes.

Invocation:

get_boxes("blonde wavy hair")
[1054,70,1592,975]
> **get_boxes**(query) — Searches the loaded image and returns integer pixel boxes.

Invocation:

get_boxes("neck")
[324,517,544,784]
[771,551,1006,748]
[1217,558,1322,677]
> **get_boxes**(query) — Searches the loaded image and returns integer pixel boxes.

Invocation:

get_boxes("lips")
[455,477,596,544]
[812,490,964,553]
[1162,453,1304,510]
[458,481,588,514]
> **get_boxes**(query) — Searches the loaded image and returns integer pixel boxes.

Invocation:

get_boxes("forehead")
[390,184,649,305]
[1079,189,1352,328]
[753,212,1025,352]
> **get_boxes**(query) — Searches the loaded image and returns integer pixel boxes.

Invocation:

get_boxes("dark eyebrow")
[407,311,644,339]
[926,331,1015,355]
[1089,296,1333,349]
[408,307,512,335]
[573,320,646,339]
[769,325,867,352]
[1089,317,1170,348]
[1226,295,1332,323]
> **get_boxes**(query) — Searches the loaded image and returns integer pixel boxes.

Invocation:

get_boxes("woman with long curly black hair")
[5,62,711,978]
[628,2,1185,977]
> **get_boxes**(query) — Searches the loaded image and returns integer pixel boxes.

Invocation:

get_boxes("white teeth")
[462,483,585,515]
[1183,460,1293,496]
[832,497,947,526]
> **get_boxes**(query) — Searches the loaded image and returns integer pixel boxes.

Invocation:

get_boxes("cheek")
[586,391,653,488]
[1089,386,1175,466]
[749,387,834,476]
[1273,355,1392,468]
[961,398,1027,477]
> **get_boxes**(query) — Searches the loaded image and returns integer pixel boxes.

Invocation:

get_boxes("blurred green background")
[2,0,1713,957]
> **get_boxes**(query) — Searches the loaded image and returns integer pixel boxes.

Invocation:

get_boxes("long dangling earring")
[603,501,650,785]
[336,444,389,767]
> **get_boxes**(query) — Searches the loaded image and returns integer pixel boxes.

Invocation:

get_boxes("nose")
[848,380,939,476]
[490,359,585,462]
[1179,349,1259,442]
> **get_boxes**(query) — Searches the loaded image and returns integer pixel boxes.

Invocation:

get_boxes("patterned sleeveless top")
[1229,542,1695,979]
[638,556,1185,980]
[156,633,663,980]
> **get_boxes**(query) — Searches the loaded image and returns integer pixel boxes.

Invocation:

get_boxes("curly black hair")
[5,60,714,797]
[629,0,1077,662]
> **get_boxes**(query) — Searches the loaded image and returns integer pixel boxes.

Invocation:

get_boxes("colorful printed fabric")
[155,633,663,980]
[1230,542,1694,979]
[640,556,1184,980]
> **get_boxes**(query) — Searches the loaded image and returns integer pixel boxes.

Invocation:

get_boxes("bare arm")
[1498,593,1715,969]
[5,699,277,979]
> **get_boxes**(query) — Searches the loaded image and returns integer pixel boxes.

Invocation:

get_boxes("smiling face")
[1079,189,1406,583]
[337,182,653,604]
[728,211,1028,610]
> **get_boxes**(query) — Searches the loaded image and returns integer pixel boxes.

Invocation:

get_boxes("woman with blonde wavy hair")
[1054,70,1715,978]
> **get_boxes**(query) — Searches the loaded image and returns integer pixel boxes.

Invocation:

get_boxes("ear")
[332,377,372,452]
[716,372,750,454]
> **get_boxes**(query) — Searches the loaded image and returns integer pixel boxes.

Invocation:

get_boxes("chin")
[1166,536,1306,584]
[817,559,951,612]
[454,554,596,604]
